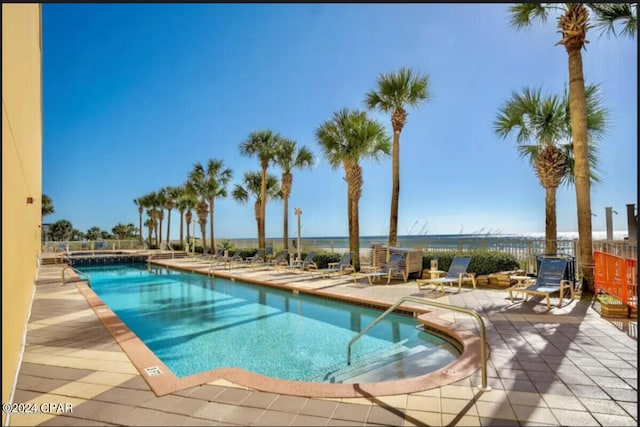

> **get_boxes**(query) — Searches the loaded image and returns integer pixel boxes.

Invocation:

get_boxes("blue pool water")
[83,264,459,382]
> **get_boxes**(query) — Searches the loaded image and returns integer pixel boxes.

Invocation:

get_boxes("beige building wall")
[2,3,43,420]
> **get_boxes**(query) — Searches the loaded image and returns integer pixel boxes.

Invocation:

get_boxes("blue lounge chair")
[315,252,354,278]
[508,256,575,310]
[415,256,476,293]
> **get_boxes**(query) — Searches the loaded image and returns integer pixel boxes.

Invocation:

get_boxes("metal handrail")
[346,296,490,391]
[61,265,91,288]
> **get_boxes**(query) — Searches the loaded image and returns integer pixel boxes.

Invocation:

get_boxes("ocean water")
[217,230,633,263]
[224,230,630,250]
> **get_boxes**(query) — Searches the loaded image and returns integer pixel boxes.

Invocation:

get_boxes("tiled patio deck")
[7,260,637,426]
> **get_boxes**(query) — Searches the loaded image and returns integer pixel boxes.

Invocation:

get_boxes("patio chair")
[314,252,354,278]
[357,253,405,285]
[266,250,289,269]
[283,251,317,273]
[415,256,476,293]
[242,249,266,268]
[508,256,575,310]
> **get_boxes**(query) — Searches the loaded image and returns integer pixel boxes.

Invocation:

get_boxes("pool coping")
[70,264,484,398]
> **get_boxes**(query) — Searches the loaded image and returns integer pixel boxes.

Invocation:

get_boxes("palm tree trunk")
[179,210,184,246]
[159,216,164,245]
[138,209,143,243]
[209,198,215,254]
[147,226,152,247]
[199,221,207,253]
[260,163,268,251]
[567,47,594,293]
[388,131,400,246]
[346,163,363,270]
[166,210,172,248]
[545,187,558,255]
[254,200,261,248]
[282,172,292,250]
[283,194,289,250]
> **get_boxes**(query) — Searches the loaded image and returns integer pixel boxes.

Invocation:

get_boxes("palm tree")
[239,130,279,251]
[141,191,160,246]
[50,219,73,241]
[188,159,233,254]
[163,186,181,247]
[86,226,102,241]
[144,216,155,247]
[365,67,430,246]
[156,189,167,246]
[315,109,391,270]
[42,194,54,217]
[175,184,198,247]
[133,197,144,243]
[508,3,636,292]
[494,85,607,254]
[232,171,282,246]
[273,138,315,250]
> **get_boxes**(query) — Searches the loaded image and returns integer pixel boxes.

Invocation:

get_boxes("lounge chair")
[357,253,406,285]
[243,249,266,265]
[416,256,476,293]
[266,250,289,269]
[314,252,354,278]
[283,252,317,273]
[508,256,575,310]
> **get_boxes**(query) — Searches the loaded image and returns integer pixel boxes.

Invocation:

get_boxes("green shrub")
[422,251,519,276]
[311,252,343,269]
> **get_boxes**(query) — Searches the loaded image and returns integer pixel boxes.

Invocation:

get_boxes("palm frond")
[364,67,430,112]
[508,3,550,29]
[588,3,637,38]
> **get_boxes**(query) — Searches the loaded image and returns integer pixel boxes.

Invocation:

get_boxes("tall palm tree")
[163,186,180,247]
[315,109,391,270]
[273,138,315,250]
[144,215,155,247]
[232,171,282,246]
[175,184,198,247]
[133,197,144,243]
[142,191,160,246]
[156,189,167,246]
[239,130,279,251]
[494,85,607,254]
[42,194,54,217]
[365,67,430,246]
[188,159,233,254]
[137,193,155,247]
[509,2,636,292]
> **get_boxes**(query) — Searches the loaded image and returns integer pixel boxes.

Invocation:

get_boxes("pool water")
[83,264,459,382]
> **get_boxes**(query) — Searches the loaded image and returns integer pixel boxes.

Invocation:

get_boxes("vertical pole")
[626,204,637,243]
[605,207,614,241]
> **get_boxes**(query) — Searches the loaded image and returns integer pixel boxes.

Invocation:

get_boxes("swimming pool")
[82,263,460,383]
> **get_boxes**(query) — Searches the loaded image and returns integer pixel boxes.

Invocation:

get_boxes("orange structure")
[594,251,637,309]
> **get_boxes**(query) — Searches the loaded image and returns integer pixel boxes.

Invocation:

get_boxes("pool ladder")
[61,265,92,288]
[347,296,490,391]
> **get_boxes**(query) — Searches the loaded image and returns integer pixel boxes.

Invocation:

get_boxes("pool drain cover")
[144,366,163,376]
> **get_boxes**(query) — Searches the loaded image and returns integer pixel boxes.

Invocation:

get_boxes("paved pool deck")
[7,259,637,426]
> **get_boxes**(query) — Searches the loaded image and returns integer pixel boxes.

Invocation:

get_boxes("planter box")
[487,269,526,288]
[600,301,630,319]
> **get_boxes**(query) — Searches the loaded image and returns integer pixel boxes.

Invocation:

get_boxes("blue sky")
[42,3,638,239]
